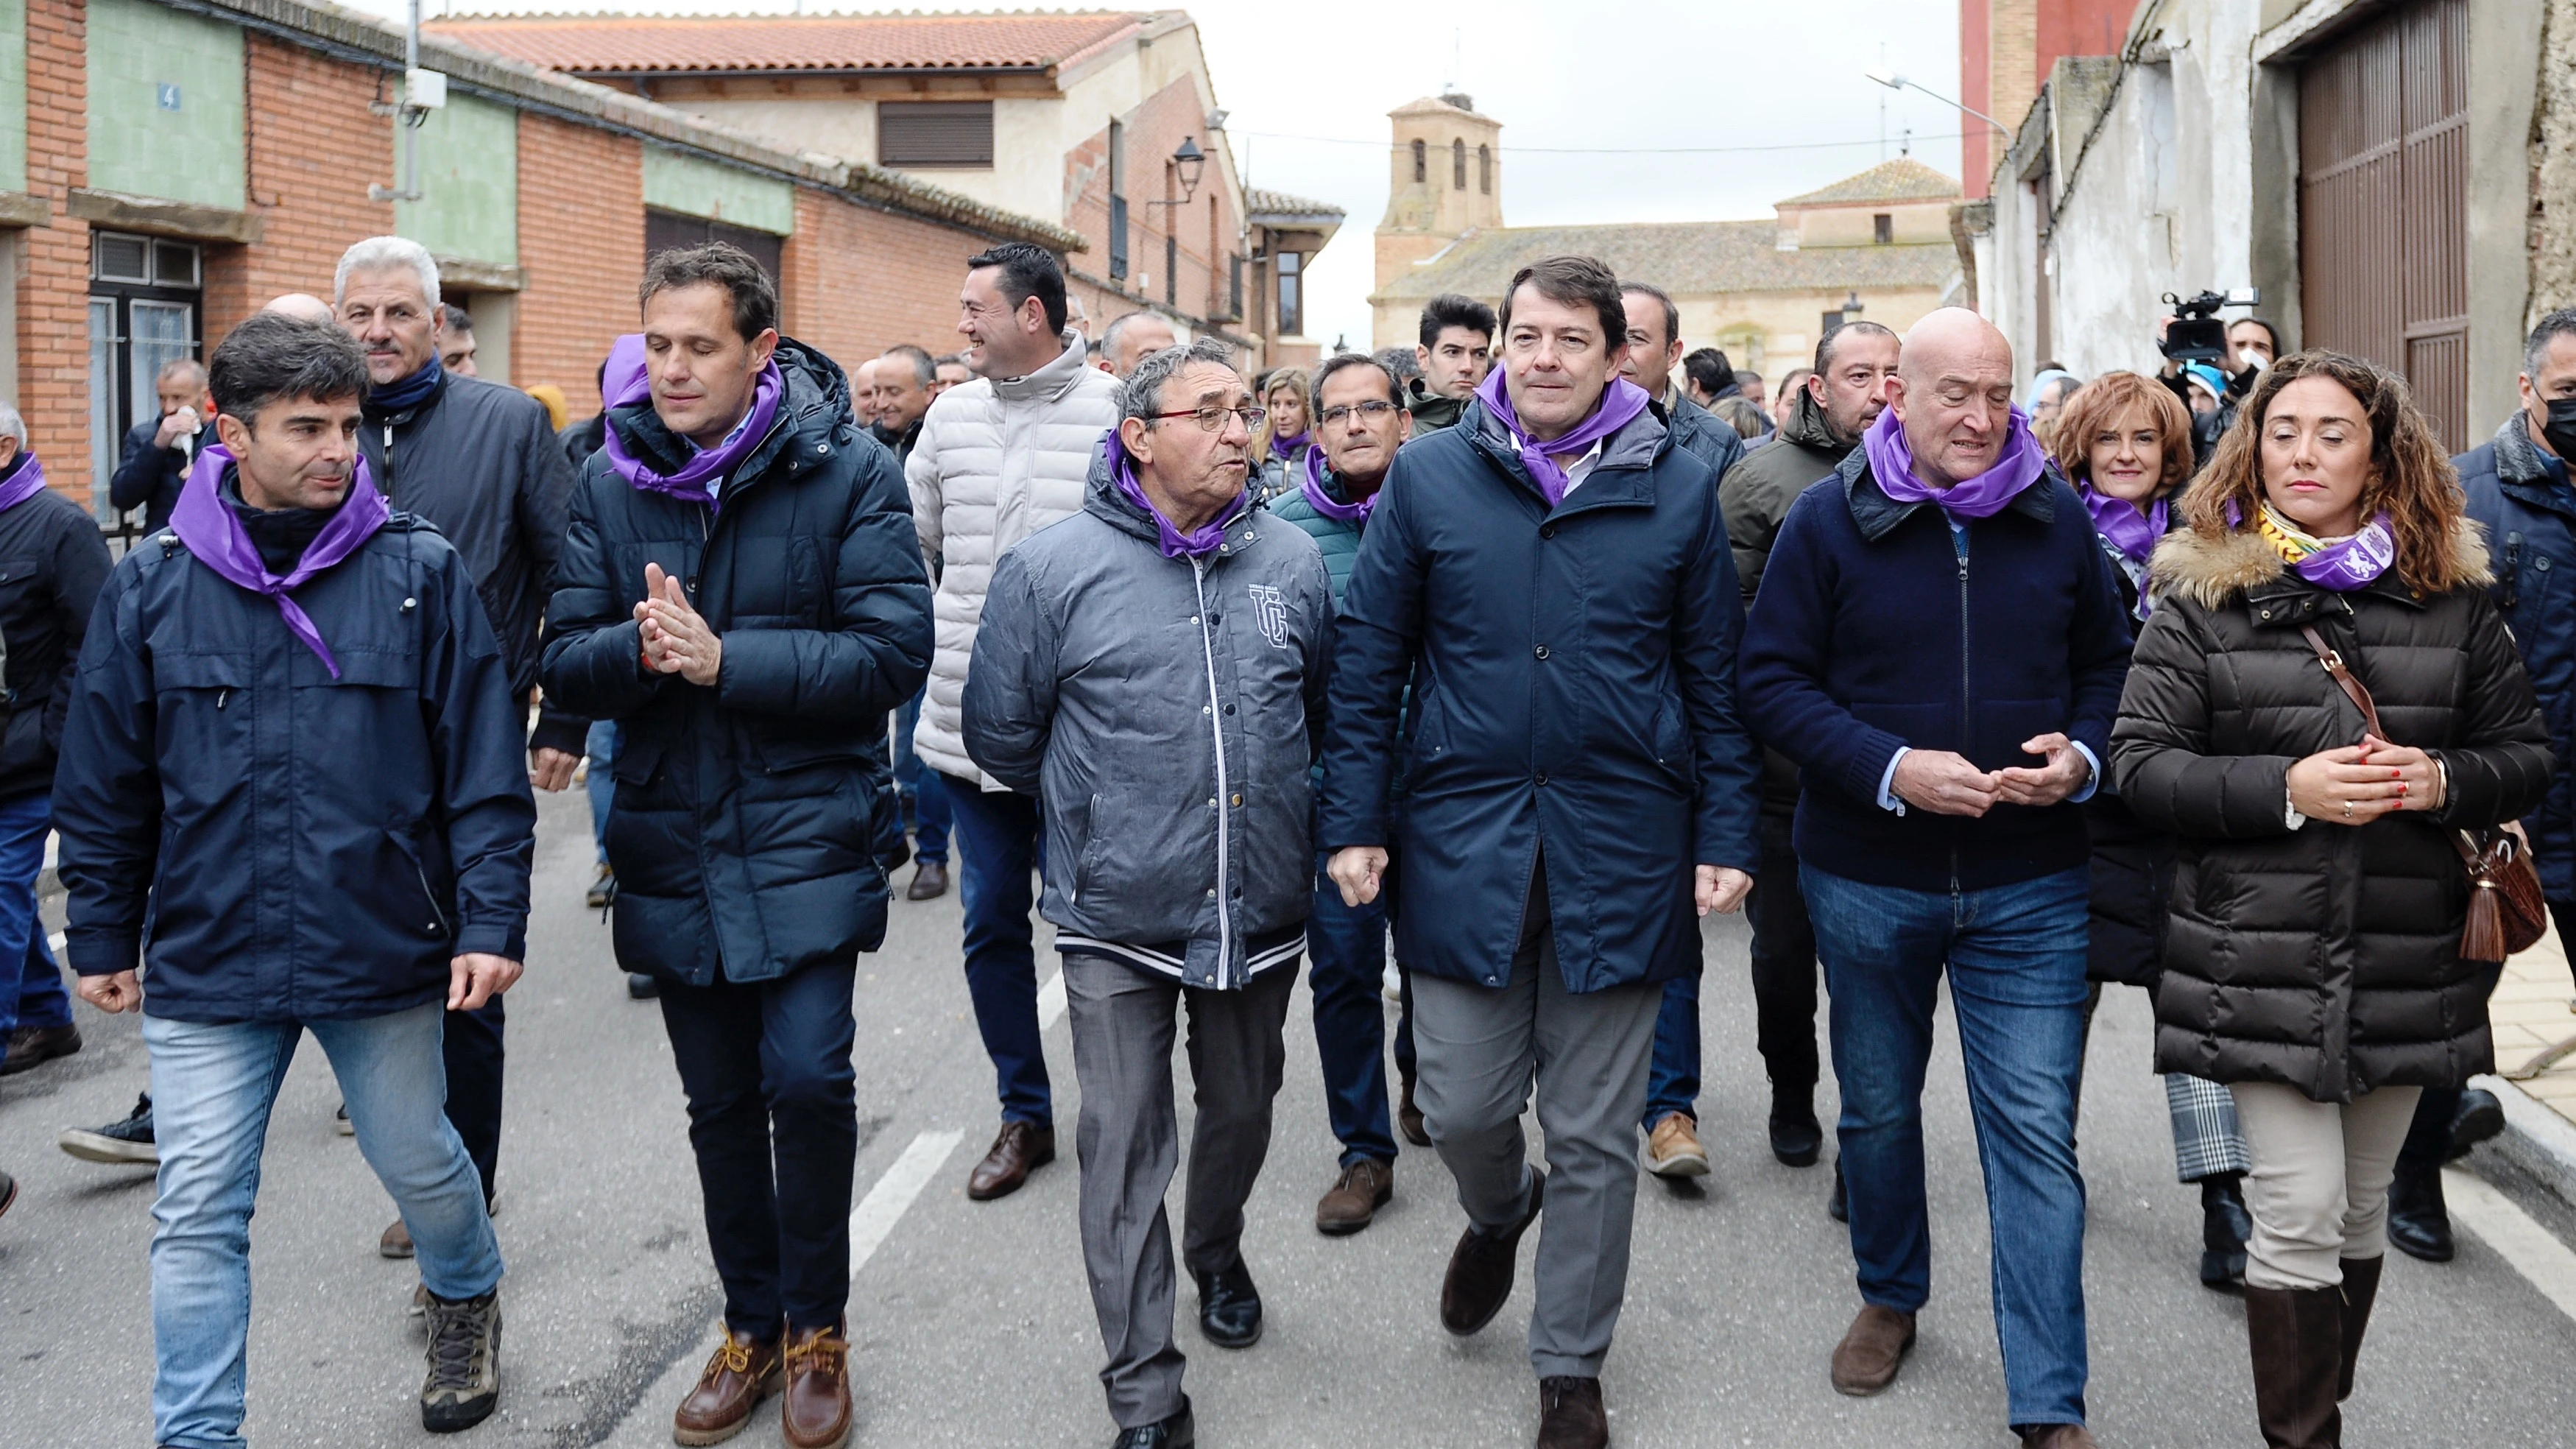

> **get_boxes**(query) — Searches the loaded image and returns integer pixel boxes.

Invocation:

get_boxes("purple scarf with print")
[2257,502,2398,592]
[1299,444,1375,524]
[0,452,50,516]
[598,332,783,509]
[1474,367,1652,507]
[1862,403,2050,519]
[1268,429,1310,462]
[1104,429,1248,560]
[2082,486,2167,565]
[170,445,390,679]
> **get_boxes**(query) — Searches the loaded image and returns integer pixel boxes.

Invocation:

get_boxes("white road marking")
[46,931,63,956]
[2445,1167,2576,1322]
[849,1129,961,1275]
[1037,967,1067,1030]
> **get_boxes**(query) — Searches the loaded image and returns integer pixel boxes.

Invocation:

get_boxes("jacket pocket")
[385,827,454,944]
[1073,792,1113,904]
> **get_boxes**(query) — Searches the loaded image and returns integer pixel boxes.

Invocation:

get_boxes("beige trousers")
[2229,1081,2424,1291]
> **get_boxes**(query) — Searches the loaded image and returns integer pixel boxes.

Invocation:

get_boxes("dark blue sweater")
[1737,450,2134,892]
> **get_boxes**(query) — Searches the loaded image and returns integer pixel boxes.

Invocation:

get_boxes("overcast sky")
[378,0,1969,351]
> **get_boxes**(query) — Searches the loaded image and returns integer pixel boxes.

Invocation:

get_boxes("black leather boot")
[2200,1172,2251,1291]
[2385,1163,2452,1263]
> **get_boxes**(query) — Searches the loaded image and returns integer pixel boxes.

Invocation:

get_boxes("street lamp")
[1171,137,1206,205]
[1864,68,2008,138]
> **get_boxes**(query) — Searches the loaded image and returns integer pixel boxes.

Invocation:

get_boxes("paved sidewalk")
[2488,926,2576,1113]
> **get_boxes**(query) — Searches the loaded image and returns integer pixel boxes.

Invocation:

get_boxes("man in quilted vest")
[907,242,1121,1202]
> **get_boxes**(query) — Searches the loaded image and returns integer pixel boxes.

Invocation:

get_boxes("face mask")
[2543,397,2576,465]
[2237,349,2269,374]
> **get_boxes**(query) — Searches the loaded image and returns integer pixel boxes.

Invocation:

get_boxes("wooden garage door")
[2298,0,2468,451]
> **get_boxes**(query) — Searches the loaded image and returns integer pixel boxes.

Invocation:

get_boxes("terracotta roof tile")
[1245,187,1342,221]
[1371,221,1958,303]
[425,10,1143,75]
[1775,157,1961,208]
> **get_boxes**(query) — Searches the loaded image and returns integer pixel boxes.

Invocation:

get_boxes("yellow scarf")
[2256,502,2333,565]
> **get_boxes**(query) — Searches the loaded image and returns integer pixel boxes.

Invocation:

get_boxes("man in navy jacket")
[57,313,534,1444]
[1739,309,2131,1448]
[1322,255,1760,1449]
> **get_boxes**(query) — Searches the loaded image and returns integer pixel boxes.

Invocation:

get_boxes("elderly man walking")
[964,339,1329,1449]
[1739,308,2132,1449]
[1323,255,1760,1449]
[910,242,1122,1202]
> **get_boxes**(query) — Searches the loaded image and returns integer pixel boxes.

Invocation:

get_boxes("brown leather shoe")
[780,1323,853,1449]
[1397,1076,1430,1148]
[0,1022,81,1076]
[2018,1425,2098,1449]
[967,1120,1054,1202]
[904,860,949,901]
[1830,1304,1917,1396]
[1315,1157,1394,1235]
[1642,1112,1710,1179]
[1536,1375,1608,1449]
[672,1327,783,1446]
[381,1216,414,1260]
[1441,1169,1544,1336]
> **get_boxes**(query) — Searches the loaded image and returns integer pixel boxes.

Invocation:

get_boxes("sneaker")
[586,864,616,911]
[1644,1111,1710,1178]
[0,1023,81,1076]
[0,1168,16,1219]
[59,1094,157,1166]
[420,1288,502,1433]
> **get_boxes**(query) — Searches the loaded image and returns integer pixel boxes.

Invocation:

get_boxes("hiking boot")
[419,1288,501,1433]
[1315,1157,1394,1235]
[59,1093,157,1166]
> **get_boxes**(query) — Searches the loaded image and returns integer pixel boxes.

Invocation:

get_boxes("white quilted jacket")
[907,330,1121,789]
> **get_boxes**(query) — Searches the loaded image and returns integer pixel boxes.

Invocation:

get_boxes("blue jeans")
[943,774,1050,1127]
[0,790,66,1034]
[586,719,617,865]
[1642,972,1699,1129]
[1803,863,2091,1430]
[894,690,949,865]
[145,1002,501,1449]
[1308,848,1405,1163]
[658,958,859,1337]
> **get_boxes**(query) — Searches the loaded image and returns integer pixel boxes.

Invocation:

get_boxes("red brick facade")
[513,113,643,422]
[206,35,395,339]
[22,0,90,498]
[1061,75,1247,346]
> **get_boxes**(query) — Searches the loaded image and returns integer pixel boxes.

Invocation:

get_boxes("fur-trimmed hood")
[2147,517,2494,610]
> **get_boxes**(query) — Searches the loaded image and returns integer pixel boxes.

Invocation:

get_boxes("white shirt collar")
[1559,438,1609,496]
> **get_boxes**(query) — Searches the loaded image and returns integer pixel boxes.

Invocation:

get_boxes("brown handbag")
[2297,624,2547,961]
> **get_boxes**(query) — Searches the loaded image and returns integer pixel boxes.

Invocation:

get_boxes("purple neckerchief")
[1299,444,1375,524]
[598,332,784,510]
[2081,485,2166,564]
[1862,403,2049,519]
[2262,502,2397,591]
[0,453,49,516]
[1103,429,1248,560]
[170,445,390,679]
[1268,429,1310,462]
[1473,367,1652,507]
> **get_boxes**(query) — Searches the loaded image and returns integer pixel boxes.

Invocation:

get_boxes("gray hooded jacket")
[962,446,1333,989]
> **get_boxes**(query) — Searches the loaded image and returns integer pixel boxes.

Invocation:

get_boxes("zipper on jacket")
[1191,558,1235,987]
[382,424,395,507]
[410,853,451,939]
[1952,529,1970,895]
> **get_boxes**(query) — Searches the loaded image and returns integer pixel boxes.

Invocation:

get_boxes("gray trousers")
[1062,950,1296,1429]
[1410,874,1663,1379]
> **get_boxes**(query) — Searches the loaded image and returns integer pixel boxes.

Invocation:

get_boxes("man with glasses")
[1272,353,1416,1234]
[908,242,1121,1203]
[964,339,1330,1449]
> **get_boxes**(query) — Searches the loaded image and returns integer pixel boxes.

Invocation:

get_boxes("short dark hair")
[1682,348,1732,396]
[1498,255,1626,353]
[1732,370,1763,387]
[881,344,935,387]
[1619,283,1679,350]
[934,352,969,371]
[1419,292,1497,349]
[440,303,474,336]
[964,242,1068,335]
[209,313,370,423]
[1815,319,1897,373]
[1313,351,1401,408]
[1375,345,1423,383]
[639,243,778,342]
[1779,366,1814,395]
[2526,309,2576,378]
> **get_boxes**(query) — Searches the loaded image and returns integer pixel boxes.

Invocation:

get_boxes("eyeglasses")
[1147,406,1266,433]
[1319,401,1400,427]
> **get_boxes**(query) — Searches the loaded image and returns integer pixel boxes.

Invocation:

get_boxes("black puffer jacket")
[2111,523,2554,1100]
[2082,507,2182,987]
[539,339,934,987]
[0,479,111,800]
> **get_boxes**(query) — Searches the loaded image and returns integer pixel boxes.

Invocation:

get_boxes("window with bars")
[1277,251,1302,337]
[89,230,202,525]
[878,101,994,168]
[1478,144,1491,194]
[1411,139,1425,183]
[1452,138,1466,190]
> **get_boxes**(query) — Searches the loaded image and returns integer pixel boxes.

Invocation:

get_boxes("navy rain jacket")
[55,487,537,1022]
[2460,412,2576,898]
[540,339,933,987]
[1319,395,1762,994]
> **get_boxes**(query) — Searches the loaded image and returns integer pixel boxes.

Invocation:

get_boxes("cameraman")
[2158,306,2284,468]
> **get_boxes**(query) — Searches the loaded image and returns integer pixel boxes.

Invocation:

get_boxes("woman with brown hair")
[2051,372,2263,1291]
[2112,351,2552,1445]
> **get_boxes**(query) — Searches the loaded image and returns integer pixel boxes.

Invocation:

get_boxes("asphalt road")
[7,789,2576,1448]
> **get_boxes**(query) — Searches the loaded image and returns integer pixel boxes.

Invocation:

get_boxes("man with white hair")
[333,234,581,1265]
[0,401,111,1079]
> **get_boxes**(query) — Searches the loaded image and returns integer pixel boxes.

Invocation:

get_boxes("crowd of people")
[0,221,2563,1449]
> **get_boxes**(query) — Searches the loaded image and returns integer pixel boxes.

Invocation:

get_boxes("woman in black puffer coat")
[2112,351,2552,1448]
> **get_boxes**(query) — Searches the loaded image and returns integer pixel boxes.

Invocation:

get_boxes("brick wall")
[1061,75,1241,349]
[22,0,88,502]
[513,112,641,417]
[204,34,395,339]
[783,189,993,367]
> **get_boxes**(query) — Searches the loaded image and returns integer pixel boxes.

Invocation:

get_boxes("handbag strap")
[2297,623,2388,741]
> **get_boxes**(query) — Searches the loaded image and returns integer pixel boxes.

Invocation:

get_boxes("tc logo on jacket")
[1249,585,1290,648]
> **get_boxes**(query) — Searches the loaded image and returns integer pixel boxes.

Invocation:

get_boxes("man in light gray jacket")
[963,339,1330,1449]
